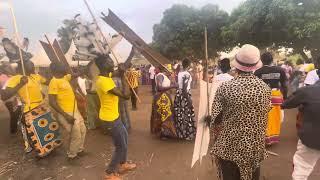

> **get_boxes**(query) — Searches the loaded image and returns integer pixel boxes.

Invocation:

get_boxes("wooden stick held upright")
[9,4,25,75]
[83,0,141,103]
[9,1,31,110]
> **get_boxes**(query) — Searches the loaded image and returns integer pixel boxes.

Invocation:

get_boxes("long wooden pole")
[101,11,171,73]
[83,0,141,103]
[9,4,25,75]
[9,1,31,109]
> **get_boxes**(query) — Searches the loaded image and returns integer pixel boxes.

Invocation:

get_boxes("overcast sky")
[0,0,243,58]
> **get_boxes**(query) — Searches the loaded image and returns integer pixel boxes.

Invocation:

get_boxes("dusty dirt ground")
[0,85,319,180]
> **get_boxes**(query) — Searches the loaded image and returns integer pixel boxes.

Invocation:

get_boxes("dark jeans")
[4,101,22,134]
[151,78,156,94]
[105,119,128,174]
[130,87,138,109]
[219,159,260,180]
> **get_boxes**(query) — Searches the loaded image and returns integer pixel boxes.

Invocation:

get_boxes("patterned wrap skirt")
[266,89,284,145]
[174,89,196,140]
[24,104,62,157]
[150,91,177,138]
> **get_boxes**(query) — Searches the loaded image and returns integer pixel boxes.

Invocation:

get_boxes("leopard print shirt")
[210,73,271,180]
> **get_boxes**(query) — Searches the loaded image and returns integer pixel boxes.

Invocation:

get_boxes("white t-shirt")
[214,73,234,82]
[149,66,156,80]
[304,69,319,85]
[156,73,171,88]
[178,71,192,91]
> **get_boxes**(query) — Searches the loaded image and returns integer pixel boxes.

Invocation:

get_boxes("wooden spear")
[9,1,31,109]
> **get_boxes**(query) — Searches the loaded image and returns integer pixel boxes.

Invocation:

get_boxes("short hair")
[182,58,191,69]
[219,58,231,73]
[50,62,66,75]
[261,52,273,65]
[94,54,114,73]
[17,61,34,75]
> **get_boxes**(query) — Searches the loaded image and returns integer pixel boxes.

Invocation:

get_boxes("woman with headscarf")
[150,66,177,139]
[174,58,196,140]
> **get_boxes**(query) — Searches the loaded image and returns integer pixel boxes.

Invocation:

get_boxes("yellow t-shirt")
[7,74,46,113]
[96,75,119,121]
[48,74,76,113]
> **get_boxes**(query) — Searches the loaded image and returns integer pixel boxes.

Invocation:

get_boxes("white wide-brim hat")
[233,44,262,72]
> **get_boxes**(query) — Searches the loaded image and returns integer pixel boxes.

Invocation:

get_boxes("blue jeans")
[105,118,128,173]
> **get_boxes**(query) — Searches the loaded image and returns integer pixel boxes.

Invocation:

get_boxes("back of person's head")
[182,58,191,69]
[219,58,231,73]
[49,62,67,77]
[17,61,35,75]
[95,54,114,74]
[261,52,273,65]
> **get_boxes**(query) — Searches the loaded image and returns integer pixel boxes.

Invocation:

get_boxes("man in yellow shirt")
[125,65,141,110]
[95,55,136,180]
[2,61,47,153]
[48,62,86,160]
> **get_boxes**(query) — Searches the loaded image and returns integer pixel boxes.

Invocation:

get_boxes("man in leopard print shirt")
[207,44,271,180]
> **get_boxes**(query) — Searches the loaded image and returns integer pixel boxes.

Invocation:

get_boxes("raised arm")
[109,64,131,99]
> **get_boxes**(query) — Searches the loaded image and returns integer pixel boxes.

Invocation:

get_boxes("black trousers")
[151,79,156,94]
[130,87,138,109]
[219,159,260,180]
[4,101,22,134]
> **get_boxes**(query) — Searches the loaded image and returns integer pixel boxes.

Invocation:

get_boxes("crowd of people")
[0,43,320,180]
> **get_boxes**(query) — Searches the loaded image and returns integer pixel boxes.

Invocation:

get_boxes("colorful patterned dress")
[150,73,177,138]
[174,71,196,140]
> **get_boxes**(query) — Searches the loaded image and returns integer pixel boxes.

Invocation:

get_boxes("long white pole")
[204,27,210,116]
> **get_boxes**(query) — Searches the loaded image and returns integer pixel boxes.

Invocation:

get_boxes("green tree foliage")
[57,19,77,53]
[152,4,229,59]
[222,0,320,58]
